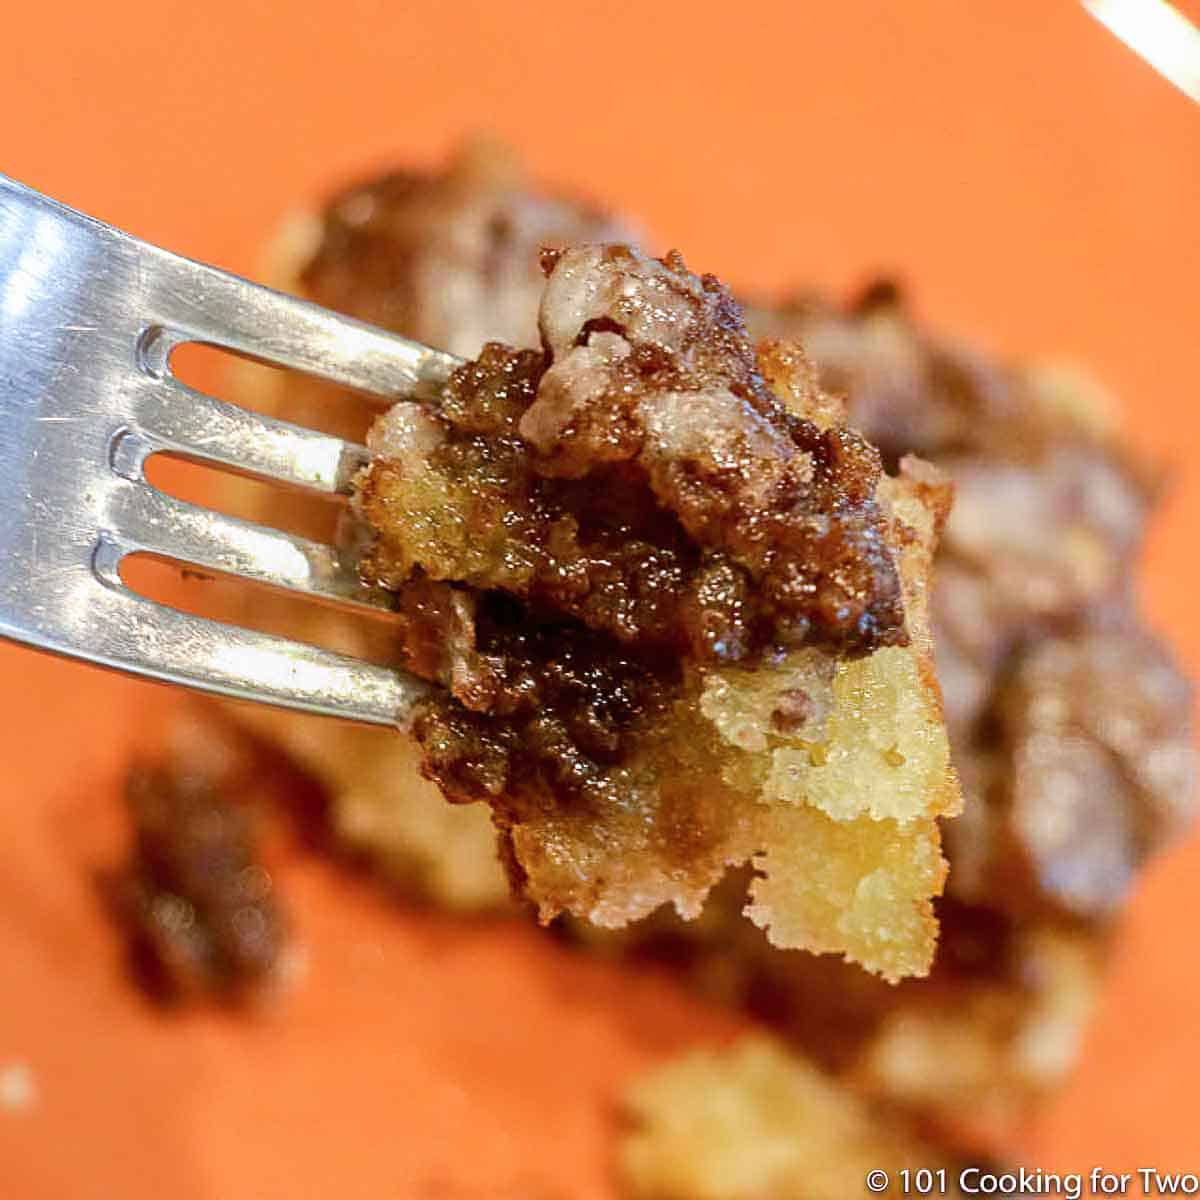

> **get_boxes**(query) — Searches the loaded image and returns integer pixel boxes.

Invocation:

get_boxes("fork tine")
[146,244,463,399]
[105,482,394,613]
[85,585,427,725]
[126,371,369,494]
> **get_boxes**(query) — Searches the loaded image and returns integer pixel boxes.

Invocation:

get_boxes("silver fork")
[0,176,462,726]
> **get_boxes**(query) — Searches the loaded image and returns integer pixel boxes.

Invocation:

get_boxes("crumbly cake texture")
[620,1037,978,1200]
[353,243,959,981]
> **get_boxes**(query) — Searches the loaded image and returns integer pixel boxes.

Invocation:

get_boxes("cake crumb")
[0,1062,36,1113]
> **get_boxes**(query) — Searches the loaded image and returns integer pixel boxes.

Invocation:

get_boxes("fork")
[0,175,463,726]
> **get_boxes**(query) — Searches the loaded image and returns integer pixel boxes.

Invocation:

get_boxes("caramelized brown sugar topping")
[354,245,959,980]
[359,246,908,663]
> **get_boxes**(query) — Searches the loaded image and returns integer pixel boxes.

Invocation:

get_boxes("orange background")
[1,2,1198,1196]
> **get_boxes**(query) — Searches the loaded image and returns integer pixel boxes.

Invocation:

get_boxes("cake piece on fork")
[353,243,959,981]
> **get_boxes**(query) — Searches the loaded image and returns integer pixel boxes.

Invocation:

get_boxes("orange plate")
[1,3,1198,1196]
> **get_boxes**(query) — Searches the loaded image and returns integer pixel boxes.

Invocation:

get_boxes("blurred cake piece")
[621,1036,979,1200]
[576,874,1101,1131]
[109,709,308,1006]
[235,711,513,911]
[952,628,1195,923]
[300,137,633,359]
